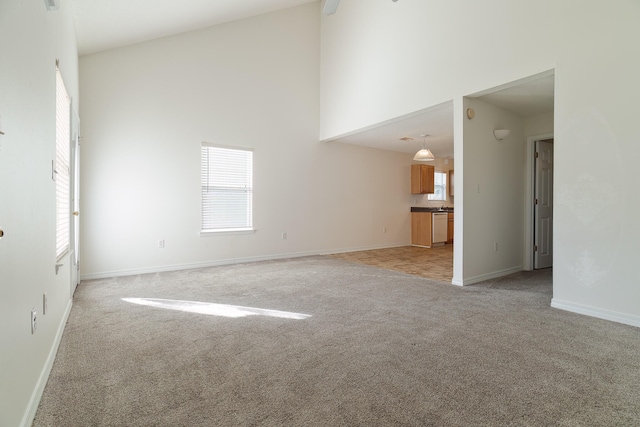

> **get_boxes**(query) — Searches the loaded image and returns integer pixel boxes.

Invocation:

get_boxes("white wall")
[460,98,525,283]
[552,15,640,323]
[524,112,553,137]
[320,0,640,326]
[0,1,79,426]
[320,0,560,140]
[79,3,412,278]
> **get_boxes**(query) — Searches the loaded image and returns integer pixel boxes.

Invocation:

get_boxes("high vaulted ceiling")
[69,0,554,158]
[71,0,318,55]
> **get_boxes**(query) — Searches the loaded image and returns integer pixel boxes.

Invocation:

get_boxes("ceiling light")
[414,134,435,161]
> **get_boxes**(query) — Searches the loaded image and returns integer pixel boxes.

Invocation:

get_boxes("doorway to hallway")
[534,138,554,269]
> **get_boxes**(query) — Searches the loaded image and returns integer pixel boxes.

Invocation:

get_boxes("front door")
[534,139,553,269]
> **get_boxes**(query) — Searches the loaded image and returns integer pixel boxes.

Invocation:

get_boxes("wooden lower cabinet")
[447,212,454,244]
[411,212,432,247]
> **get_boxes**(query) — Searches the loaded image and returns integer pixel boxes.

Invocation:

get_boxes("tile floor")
[330,244,453,283]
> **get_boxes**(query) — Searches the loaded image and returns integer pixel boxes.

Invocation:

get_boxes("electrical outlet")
[31,308,37,334]
[43,292,48,315]
[158,239,165,248]
[282,232,287,240]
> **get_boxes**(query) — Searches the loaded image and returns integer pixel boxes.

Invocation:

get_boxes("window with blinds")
[427,171,447,201]
[201,143,253,232]
[55,67,71,260]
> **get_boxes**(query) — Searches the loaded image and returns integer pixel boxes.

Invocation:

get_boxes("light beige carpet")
[33,257,640,426]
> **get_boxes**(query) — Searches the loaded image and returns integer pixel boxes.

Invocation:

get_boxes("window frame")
[54,66,71,261]
[427,171,448,201]
[200,142,255,236]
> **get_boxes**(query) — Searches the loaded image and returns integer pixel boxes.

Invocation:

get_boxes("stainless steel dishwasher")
[432,212,448,246]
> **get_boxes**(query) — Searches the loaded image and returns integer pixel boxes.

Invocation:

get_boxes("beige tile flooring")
[330,244,454,283]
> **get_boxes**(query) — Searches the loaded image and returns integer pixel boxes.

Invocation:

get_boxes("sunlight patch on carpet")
[122,298,311,319]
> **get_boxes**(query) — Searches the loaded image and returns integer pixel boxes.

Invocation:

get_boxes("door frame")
[523,132,554,271]
[70,107,80,296]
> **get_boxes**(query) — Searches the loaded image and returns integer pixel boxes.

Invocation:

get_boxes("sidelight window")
[55,66,70,260]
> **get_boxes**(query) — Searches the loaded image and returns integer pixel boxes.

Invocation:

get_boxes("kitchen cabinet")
[411,212,432,247]
[449,170,454,196]
[411,164,434,194]
[447,212,454,244]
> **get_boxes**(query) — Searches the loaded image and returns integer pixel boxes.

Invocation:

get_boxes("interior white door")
[70,109,80,296]
[534,139,553,269]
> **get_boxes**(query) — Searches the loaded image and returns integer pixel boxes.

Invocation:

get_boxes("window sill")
[200,228,256,237]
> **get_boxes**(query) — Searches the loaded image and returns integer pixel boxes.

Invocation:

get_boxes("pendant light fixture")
[414,134,435,161]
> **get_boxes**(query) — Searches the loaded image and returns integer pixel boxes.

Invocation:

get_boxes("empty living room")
[2,1,640,426]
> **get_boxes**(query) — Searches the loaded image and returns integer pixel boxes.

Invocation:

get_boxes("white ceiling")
[69,0,554,159]
[324,102,456,159]
[328,73,555,158]
[471,73,555,118]
[71,0,318,55]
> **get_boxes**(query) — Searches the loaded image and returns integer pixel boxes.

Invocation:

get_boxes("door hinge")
[535,198,538,205]
[534,245,538,252]
[535,152,539,158]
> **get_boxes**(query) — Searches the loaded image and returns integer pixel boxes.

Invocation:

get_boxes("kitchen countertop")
[411,207,454,213]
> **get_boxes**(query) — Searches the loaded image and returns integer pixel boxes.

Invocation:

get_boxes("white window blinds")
[201,144,253,231]
[428,171,447,201]
[55,67,71,259]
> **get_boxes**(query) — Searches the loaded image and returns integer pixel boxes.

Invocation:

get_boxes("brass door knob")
[0,228,4,238]
[73,211,79,216]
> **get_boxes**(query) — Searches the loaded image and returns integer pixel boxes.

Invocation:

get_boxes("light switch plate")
[31,308,37,334]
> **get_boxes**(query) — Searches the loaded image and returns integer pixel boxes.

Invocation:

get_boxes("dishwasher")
[432,212,448,246]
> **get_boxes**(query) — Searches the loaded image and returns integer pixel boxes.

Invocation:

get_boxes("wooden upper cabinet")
[449,170,454,196]
[411,164,434,194]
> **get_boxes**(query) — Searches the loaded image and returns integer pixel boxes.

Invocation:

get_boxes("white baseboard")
[80,243,409,281]
[21,298,73,427]
[451,278,464,286]
[551,298,640,328]
[454,265,524,286]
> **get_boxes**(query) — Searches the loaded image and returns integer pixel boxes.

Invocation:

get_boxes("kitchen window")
[200,143,253,234]
[427,171,447,201]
